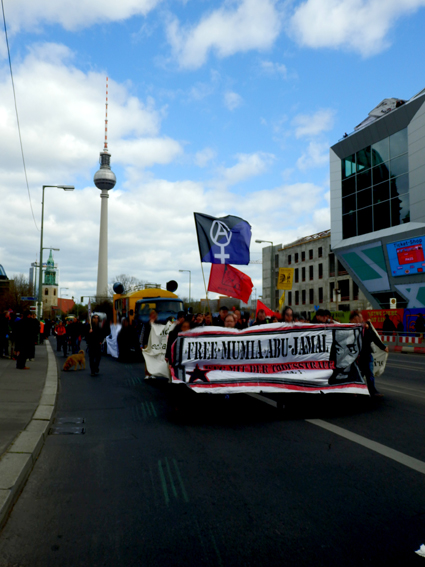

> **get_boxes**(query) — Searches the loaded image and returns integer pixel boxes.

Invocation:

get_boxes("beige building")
[261,230,370,314]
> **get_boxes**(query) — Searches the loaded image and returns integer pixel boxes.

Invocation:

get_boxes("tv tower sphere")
[93,150,116,191]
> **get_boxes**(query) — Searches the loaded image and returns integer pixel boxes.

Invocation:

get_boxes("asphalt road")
[0,343,424,567]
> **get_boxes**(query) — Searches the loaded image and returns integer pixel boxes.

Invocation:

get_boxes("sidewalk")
[0,340,59,529]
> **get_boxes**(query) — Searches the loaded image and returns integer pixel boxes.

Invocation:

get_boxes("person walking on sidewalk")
[86,314,104,376]
[14,311,33,370]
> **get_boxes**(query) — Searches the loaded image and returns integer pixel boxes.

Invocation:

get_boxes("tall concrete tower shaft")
[94,77,116,298]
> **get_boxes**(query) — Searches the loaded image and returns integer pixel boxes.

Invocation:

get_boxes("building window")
[53,289,56,296]
[295,253,299,263]
[288,254,291,265]
[353,282,359,300]
[288,291,292,305]
[318,247,323,258]
[295,291,299,305]
[295,268,299,283]
[44,289,48,296]
[301,251,305,262]
[302,290,306,305]
[275,254,279,268]
[309,266,314,281]
[319,263,323,279]
[302,267,306,282]
[341,127,409,240]
[309,289,314,304]
[319,287,323,303]
[309,249,313,260]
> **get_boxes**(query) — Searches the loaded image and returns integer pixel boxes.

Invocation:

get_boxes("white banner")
[171,323,368,395]
[142,321,176,379]
[106,324,121,359]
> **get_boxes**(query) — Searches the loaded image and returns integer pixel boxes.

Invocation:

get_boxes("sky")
[1,0,425,305]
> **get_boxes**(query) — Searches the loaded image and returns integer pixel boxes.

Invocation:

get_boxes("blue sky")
[1,0,425,304]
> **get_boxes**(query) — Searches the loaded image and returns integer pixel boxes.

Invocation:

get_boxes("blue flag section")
[194,212,252,265]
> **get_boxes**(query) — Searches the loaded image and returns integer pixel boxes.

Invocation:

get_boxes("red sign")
[397,244,424,265]
[361,309,404,332]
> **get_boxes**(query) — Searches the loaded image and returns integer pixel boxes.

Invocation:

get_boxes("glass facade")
[342,128,410,239]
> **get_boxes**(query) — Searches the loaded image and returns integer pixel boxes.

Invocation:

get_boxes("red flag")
[255,300,281,319]
[208,264,253,303]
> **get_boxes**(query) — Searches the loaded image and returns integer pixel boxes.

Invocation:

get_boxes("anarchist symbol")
[210,220,232,263]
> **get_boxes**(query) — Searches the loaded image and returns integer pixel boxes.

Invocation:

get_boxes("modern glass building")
[330,88,425,309]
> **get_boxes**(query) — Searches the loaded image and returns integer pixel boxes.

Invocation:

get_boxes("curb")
[0,341,58,530]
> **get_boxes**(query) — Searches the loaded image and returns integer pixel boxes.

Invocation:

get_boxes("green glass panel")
[343,252,381,281]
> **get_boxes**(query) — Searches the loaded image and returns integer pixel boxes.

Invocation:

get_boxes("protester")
[252,309,269,326]
[14,311,33,370]
[193,313,205,327]
[28,314,40,361]
[382,314,396,335]
[54,320,67,352]
[204,313,213,326]
[282,306,293,323]
[139,309,158,349]
[86,314,104,376]
[0,311,11,358]
[234,309,247,329]
[312,309,333,324]
[165,311,185,363]
[415,313,425,336]
[213,306,229,326]
[350,310,388,397]
[67,318,82,354]
[224,313,237,328]
[117,318,140,362]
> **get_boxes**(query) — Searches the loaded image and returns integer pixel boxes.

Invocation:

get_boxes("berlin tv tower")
[94,77,116,298]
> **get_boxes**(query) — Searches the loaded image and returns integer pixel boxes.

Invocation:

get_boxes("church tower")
[42,249,58,315]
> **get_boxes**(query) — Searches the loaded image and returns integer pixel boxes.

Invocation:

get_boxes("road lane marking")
[172,458,189,503]
[306,419,425,475]
[249,394,425,475]
[158,460,169,505]
[386,364,425,372]
[379,384,425,398]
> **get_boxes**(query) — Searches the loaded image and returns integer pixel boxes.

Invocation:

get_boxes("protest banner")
[142,321,175,378]
[170,323,368,395]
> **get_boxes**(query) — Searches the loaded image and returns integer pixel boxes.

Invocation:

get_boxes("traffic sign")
[21,297,36,301]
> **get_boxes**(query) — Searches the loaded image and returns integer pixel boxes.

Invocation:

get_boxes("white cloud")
[224,91,243,111]
[290,0,425,56]
[3,0,162,32]
[292,109,335,138]
[166,0,281,69]
[216,152,275,187]
[260,60,287,77]
[195,147,216,168]
[296,141,329,170]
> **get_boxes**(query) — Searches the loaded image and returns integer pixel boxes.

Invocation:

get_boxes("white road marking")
[379,384,425,398]
[306,419,425,475]
[247,393,280,408]
[248,394,425,475]
[386,363,424,372]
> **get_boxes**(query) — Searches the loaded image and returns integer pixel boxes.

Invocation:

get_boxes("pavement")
[0,339,59,529]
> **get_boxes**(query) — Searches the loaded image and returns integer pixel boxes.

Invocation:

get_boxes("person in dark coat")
[28,314,40,361]
[139,309,158,349]
[165,311,186,364]
[0,311,11,358]
[86,314,104,376]
[251,309,269,326]
[382,314,396,335]
[14,311,33,369]
[117,318,140,362]
[415,313,425,336]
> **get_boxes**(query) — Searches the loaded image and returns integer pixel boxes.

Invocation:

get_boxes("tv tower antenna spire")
[104,76,108,152]
[94,76,116,298]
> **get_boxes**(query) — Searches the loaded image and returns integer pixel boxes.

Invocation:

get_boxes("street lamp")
[256,239,274,311]
[179,270,191,304]
[38,185,74,318]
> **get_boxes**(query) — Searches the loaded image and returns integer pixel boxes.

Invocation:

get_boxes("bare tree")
[108,274,148,296]
[0,274,32,313]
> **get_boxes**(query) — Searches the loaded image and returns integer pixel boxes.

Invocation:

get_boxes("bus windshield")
[136,299,184,323]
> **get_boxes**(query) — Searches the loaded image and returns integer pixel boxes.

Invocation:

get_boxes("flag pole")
[201,262,212,315]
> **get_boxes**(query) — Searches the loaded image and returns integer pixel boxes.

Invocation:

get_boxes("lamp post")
[179,270,191,305]
[38,185,74,319]
[255,239,274,311]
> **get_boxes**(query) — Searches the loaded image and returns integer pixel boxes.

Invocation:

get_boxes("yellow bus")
[113,286,184,326]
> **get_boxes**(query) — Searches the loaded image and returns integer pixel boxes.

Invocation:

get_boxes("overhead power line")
[1,0,39,231]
